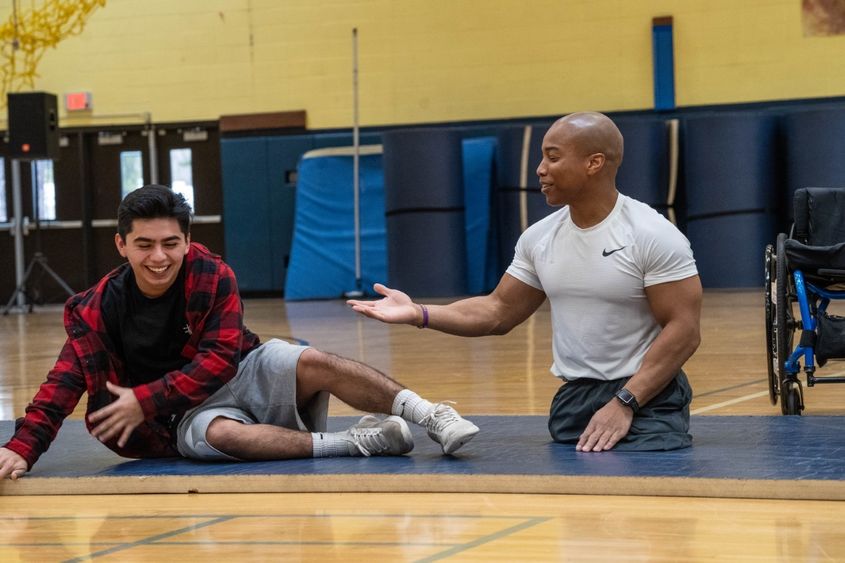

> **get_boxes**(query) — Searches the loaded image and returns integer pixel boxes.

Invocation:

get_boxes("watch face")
[616,388,639,412]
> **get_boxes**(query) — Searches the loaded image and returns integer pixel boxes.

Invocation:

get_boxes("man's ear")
[115,233,127,258]
[184,233,191,255]
[586,152,606,176]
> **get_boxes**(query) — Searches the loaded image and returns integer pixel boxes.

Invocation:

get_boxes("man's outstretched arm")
[348,274,547,337]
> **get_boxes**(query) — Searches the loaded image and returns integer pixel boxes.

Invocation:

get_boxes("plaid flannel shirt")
[3,243,260,469]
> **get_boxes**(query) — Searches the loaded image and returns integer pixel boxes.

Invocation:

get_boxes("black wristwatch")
[615,388,640,414]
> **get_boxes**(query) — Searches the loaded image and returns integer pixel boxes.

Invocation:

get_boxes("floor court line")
[47,514,552,563]
[693,378,766,399]
[691,390,770,414]
[5,513,550,560]
[415,516,552,563]
[162,540,463,547]
[62,516,235,563]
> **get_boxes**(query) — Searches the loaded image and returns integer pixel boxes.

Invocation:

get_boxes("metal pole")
[10,159,25,308]
[146,112,158,184]
[352,27,362,291]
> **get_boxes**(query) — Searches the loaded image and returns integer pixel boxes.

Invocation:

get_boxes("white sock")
[311,431,358,457]
[392,389,434,425]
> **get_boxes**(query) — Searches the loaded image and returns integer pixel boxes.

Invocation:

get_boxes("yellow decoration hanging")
[0,0,106,108]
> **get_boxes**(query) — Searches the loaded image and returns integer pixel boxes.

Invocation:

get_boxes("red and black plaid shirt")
[3,243,260,469]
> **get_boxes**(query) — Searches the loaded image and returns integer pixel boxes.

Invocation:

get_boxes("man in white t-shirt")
[348,112,702,452]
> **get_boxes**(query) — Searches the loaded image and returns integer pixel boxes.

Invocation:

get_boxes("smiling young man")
[0,185,478,480]
[349,112,702,452]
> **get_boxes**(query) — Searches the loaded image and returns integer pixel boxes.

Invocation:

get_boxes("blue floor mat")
[1,416,842,498]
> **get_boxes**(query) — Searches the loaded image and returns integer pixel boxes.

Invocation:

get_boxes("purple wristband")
[417,304,429,329]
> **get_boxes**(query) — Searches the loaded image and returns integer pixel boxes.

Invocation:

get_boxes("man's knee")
[205,416,244,453]
[295,348,338,403]
[296,348,332,378]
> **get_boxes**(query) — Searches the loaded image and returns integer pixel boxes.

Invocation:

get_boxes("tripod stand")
[3,159,75,315]
[3,251,75,313]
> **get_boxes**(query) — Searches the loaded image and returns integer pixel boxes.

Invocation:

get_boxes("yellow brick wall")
[7,0,845,127]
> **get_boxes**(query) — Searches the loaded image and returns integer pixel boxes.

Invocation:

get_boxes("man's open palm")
[347,283,419,325]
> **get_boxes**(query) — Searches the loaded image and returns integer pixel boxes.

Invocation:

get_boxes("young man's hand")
[88,381,145,448]
[0,447,27,480]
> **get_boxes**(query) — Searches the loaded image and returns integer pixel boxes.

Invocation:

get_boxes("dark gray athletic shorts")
[175,339,330,461]
[548,371,693,451]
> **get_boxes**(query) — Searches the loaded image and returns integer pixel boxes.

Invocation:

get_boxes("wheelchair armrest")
[817,268,845,278]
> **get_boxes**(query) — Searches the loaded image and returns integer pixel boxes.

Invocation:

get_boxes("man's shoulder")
[619,195,682,238]
[186,242,232,276]
[184,242,239,303]
[188,242,221,262]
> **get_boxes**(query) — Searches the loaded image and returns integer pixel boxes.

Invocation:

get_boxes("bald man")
[349,112,702,452]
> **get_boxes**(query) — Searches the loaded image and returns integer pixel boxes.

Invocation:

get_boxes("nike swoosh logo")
[602,246,626,257]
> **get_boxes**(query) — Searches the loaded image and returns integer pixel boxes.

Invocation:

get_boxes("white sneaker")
[420,403,479,454]
[345,415,414,457]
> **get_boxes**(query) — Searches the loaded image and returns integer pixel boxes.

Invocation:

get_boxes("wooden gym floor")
[2,291,845,561]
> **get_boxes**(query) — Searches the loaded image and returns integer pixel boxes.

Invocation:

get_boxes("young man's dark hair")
[117,184,192,240]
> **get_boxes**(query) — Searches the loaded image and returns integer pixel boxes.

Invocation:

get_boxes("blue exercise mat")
[1,416,842,485]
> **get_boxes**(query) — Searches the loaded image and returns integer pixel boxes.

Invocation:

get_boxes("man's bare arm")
[348,274,547,336]
[623,275,703,404]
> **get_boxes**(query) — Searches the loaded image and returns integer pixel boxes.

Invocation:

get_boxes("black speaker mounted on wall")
[7,91,60,160]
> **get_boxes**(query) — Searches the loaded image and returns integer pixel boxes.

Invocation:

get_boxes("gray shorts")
[176,338,329,461]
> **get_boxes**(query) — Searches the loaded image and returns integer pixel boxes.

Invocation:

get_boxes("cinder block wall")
[21,0,845,128]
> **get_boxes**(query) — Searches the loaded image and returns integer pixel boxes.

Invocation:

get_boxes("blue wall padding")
[495,125,526,188]
[614,117,670,215]
[221,137,273,292]
[383,128,466,212]
[284,150,386,300]
[463,137,498,294]
[494,123,555,271]
[385,212,468,297]
[683,113,780,287]
[686,214,776,288]
[784,108,845,219]
[383,129,468,296]
[285,136,496,300]
[222,136,303,293]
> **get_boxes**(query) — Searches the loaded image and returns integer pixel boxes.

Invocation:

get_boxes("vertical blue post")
[652,16,675,110]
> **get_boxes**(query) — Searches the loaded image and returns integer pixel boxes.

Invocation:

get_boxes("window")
[34,160,56,221]
[0,158,6,222]
[120,151,144,198]
[170,148,195,211]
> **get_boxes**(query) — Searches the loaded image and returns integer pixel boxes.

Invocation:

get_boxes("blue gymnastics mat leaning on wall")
[285,137,498,300]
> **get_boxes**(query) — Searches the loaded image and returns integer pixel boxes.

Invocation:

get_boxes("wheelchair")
[765,187,845,415]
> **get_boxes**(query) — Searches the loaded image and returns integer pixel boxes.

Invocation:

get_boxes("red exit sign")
[65,91,92,111]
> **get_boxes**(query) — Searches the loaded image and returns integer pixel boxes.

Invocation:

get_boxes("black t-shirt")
[103,264,190,385]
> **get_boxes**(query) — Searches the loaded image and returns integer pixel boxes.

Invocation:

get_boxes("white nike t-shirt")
[506,194,698,381]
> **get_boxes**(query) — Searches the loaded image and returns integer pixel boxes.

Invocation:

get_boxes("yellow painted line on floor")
[692,390,770,414]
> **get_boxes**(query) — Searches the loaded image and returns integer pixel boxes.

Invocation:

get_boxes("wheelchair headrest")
[793,187,845,246]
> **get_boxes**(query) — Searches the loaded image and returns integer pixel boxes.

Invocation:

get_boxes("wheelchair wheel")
[775,233,797,415]
[782,380,803,416]
[764,244,778,405]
